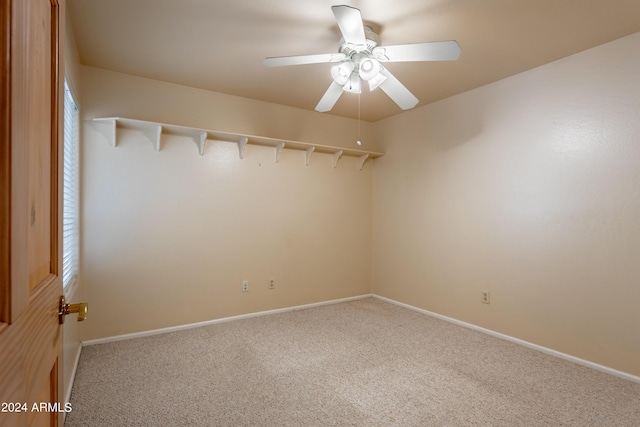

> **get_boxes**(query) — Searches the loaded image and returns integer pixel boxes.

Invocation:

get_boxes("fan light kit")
[263,5,461,113]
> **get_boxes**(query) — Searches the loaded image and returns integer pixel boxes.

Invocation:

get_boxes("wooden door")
[0,0,65,426]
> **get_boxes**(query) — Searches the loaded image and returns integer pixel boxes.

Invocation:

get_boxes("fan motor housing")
[338,26,380,57]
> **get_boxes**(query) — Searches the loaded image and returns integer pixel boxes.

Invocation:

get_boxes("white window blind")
[63,80,79,288]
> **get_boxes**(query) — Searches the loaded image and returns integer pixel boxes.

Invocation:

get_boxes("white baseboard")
[64,341,83,422]
[373,294,640,385]
[82,294,373,346]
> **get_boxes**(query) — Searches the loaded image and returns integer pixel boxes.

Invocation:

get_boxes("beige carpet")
[65,297,640,426]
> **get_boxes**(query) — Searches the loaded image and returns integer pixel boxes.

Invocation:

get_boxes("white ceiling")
[67,0,640,122]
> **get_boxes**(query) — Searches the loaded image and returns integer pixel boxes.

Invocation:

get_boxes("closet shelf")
[92,117,384,170]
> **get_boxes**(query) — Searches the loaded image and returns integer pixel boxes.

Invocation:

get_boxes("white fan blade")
[315,81,345,112]
[331,5,367,50]
[373,41,461,62]
[378,67,419,110]
[264,53,346,67]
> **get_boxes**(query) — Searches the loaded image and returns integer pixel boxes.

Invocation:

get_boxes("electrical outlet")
[268,279,275,290]
[481,290,490,304]
[242,280,249,292]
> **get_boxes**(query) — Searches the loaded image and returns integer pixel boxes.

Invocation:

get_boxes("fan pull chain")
[356,92,362,146]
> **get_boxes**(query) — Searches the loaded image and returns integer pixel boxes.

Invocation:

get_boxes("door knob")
[58,295,88,324]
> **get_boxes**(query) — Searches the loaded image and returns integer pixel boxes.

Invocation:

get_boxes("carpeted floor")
[65,297,640,426]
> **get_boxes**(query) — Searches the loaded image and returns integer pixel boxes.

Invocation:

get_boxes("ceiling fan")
[263,5,461,113]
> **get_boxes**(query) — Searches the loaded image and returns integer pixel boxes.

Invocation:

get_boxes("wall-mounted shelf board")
[92,117,384,170]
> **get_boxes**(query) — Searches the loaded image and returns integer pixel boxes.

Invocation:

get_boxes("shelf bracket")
[238,137,248,159]
[332,150,344,168]
[92,118,117,147]
[305,147,315,166]
[357,154,369,171]
[138,123,163,152]
[275,142,285,163]
[195,131,207,156]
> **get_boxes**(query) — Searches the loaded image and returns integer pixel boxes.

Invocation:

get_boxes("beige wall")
[372,33,640,376]
[80,67,373,340]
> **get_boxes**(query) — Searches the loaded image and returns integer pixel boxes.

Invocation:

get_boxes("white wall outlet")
[242,280,249,292]
[268,279,275,290]
[481,290,490,304]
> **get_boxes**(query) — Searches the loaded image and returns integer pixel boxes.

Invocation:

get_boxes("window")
[63,79,79,290]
